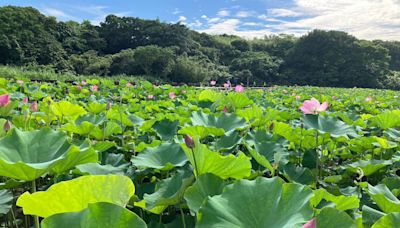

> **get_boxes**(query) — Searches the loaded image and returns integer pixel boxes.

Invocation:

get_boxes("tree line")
[0,6,399,89]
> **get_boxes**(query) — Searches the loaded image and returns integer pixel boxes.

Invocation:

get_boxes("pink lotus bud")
[365,96,373,102]
[332,96,337,100]
[300,98,329,115]
[295,95,301,100]
[302,219,316,228]
[23,97,29,104]
[77,85,82,91]
[126,82,133,87]
[223,106,228,113]
[147,95,155,100]
[91,85,98,92]
[0,94,10,107]
[184,135,194,149]
[169,92,176,99]
[29,101,38,112]
[81,81,87,86]
[210,80,217,86]
[3,120,11,132]
[107,102,112,110]
[235,85,245,93]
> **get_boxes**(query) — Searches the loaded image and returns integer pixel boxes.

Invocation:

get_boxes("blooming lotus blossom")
[223,106,228,113]
[295,95,301,100]
[29,102,38,112]
[169,92,176,99]
[210,80,217,86]
[23,97,29,104]
[302,219,316,228]
[0,94,10,107]
[365,96,373,102]
[235,85,245,93]
[81,81,87,86]
[16,80,24,85]
[91,85,98,92]
[147,95,155,100]
[332,96,337,100]
[223,83,230,88]
[300,98,329,114]
[126,82,133,87]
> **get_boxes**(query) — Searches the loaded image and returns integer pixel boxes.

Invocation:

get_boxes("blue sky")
[1,0,399,40]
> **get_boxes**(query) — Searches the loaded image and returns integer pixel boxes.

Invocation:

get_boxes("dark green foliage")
[0,6,398,89]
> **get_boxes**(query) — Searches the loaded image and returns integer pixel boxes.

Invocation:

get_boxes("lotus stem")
[180,207,187,228]
[31,180,40,228]
[191,148,199,178]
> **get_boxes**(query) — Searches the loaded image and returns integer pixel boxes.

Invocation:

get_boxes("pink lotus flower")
[77,85,83,91]
[23,97,29,104]
[223,83,230,88]
[0,94,10,107]
[210,80,217,86]
[16,80,24,85]
[91,85,98,92]
[126,82,133,87]
[235,85,245,93]
[332,96,337,100]
[300,98,329,114]
[365,96,373,102]
[147,95,155,100]
[302,219,316,228]
[81,81,87,86]
[29,102,38,112]
[223,106,228,113]
[169,92,176,99]
[295,95,301,100]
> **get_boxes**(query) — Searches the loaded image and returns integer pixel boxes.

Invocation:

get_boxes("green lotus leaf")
[370,110,400,130]
[0,128,97,181]
[284,164,315,186]
[362,205,386,227]
[198,90,220,102]
[310,188,360,211]
[51,100,87,119]
[106,108,133,127]
[181,139,251,179]
[197,177,313,228]
[303,115,359,138]
[86,102,107,114]
[184,173,225,213]
[178,126,225,139]
[316,207,356,228]
[61,121,96,135]
[191,111,247,132]
[0,190,13,214]
[346,160,392,176]
[41,202,146,228]
[136,171,194,214]
[372,212,400,228]
[131,143,188,171]
[90,121,122,140]
[367,184,400,213]
[214,131,242,151]
[226,93,253,109]
[16,175,135,218]
[128,114,145,127]
[75,113,106,126]
[75,163,126,175]
[152,119,179,141]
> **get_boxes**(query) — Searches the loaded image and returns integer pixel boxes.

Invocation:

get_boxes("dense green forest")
[0,5,399,89]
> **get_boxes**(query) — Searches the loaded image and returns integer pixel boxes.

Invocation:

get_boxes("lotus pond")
[0,78,399,227]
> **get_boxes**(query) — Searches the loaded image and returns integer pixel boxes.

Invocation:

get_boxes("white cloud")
[270,0,400,40]
[217,10,230,17]
[188,20,203,27]
[73,5,130,25]
[178,16,187,24]
[268,8,302,17]
[41,7,77,20]
[235,11,253,18]
[172,8,182,15]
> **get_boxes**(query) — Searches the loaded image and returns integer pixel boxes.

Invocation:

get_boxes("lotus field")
[0,78,400,228]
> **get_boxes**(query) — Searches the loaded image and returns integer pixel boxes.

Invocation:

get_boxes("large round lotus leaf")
[0,190,13,214]
[346,160,392,176]
[367,184,400,213]
[0,128,97,181]
[316,207,356,228]
[197,177,313,228]
[191,111,247,132]
[16,175,135,218]
[303,115,359,138]
[41,202,146,228]
[372,212,400,228]
[131,143,187,171]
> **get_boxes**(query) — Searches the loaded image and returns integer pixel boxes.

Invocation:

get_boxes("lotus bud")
[184,135,195,149]
[30,101,38,112]
[23,97,29,104]
[4,120,11,132]
[107,102,112,110]
[0,94,10,107]
[223,106,228,113]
